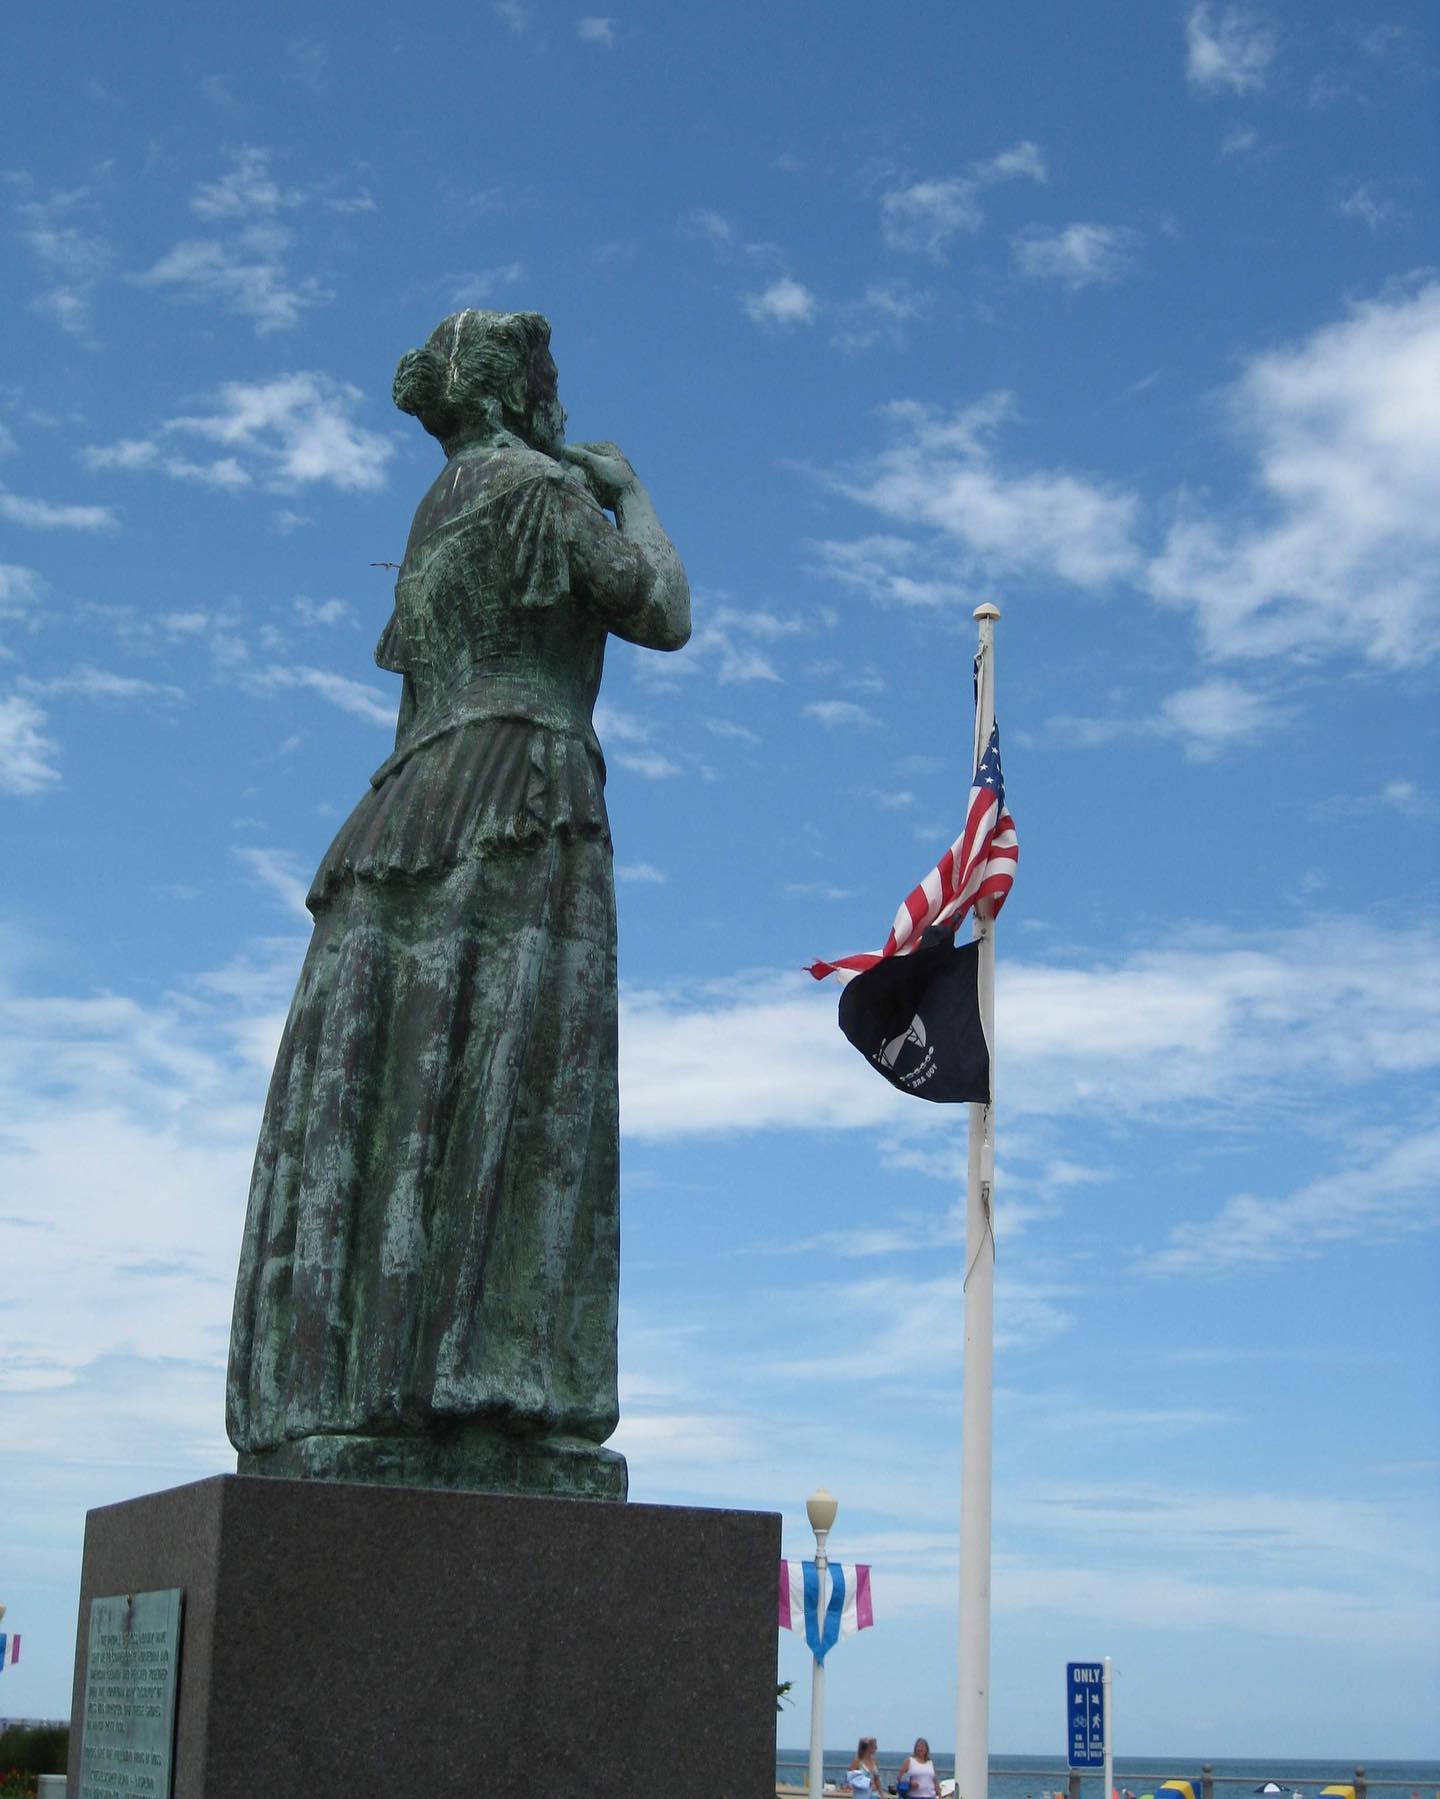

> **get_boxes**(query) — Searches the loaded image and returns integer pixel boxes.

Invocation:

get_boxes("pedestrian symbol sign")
[1067,1661,1106,1769]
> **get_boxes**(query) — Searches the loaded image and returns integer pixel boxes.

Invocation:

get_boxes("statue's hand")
[562,441,638,509]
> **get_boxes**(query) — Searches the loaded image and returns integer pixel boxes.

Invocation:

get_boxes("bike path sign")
[1067,1661,1106,1769]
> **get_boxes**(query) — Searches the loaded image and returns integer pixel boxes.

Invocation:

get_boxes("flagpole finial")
[973,602,1001,621]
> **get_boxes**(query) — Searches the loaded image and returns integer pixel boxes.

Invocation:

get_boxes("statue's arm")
[561,444,691,652]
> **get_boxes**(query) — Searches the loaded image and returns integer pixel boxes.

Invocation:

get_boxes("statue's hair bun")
[393,310,552,447]
[392,345,449,427]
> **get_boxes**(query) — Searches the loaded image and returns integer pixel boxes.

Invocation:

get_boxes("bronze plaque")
[78,1589,183,1798]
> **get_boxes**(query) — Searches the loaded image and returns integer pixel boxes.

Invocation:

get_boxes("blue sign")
[1067,1661,1106,1769]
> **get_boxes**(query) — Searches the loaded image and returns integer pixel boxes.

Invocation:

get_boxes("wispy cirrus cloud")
[1138,1126,1440,1277]
[0,694,60,795]
[134,224,331,334]
[133,147,371,334]
[802,698,880,731]
[18,664,187,705]
[251,663,396,727]
[0,488,118,531]
[11,179,114,337]
[881,139,1046,259]
[1045,676,1285,761]
[84,373,394,494]
[0,564,47,639]
[816,393,1140,593]
[1185,2,1277,94]
[1012,222,1140,289]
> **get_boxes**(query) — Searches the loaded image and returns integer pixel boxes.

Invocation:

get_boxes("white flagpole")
[956,601,1000,1799]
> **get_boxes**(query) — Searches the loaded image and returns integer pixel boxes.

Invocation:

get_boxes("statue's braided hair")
[393,309,551,451]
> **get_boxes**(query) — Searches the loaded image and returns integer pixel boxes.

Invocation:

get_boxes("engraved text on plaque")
[79,1589,183,1799]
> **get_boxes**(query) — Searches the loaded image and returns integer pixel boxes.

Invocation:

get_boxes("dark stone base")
[67,1474,779,1799]
[237,1425,628,1500]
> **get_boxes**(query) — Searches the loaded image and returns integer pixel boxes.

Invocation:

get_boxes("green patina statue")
[226,310,690,1500]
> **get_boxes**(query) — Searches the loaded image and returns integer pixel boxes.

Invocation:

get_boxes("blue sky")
[2,0,1437,1762]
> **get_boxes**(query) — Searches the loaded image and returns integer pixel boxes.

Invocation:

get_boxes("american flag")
[808,722,1017,981]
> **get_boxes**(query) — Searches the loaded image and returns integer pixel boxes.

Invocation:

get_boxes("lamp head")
[806,1487,838,1534]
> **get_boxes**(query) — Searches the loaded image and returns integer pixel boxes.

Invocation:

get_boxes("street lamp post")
[806,1487,838,1799]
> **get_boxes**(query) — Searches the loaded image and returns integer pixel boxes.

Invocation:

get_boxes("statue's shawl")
[371,442,610,787]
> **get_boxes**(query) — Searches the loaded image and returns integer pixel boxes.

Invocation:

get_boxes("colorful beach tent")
[1157,1780,1199,1799]
[1320,1787,1354,1799]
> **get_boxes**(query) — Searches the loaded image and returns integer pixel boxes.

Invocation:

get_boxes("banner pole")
[808,1520,830,1799]
[956,601,1000,1799]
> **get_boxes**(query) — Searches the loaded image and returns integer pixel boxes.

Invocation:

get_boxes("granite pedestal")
[67,1474,779,1799]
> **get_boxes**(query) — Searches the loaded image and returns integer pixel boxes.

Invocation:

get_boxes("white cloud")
[1309,777,1434,821]
[1185,2,1277,94]
[702,718,760,746]
[82,438,251,490]
[830,281,927,353]
[0,564,46,633]
[0,488,118,531]
[881,177,984,256]
[636,603,801,687]
[614,750,682,779]
[255,664,396,727]
[616,862,667,884]
[803,699,880,731]
[19,664,188,705]
[0,694,60,794]
[976,141,1048,184]
[1336,181,1402,232]
[88,374,394,495]
[881,140,1046,258]
[292,595,354,628]
[822,394,1140,591]
[191,146,305,221]
[1147,279,1440,665]
[134,224,331,334]
[995,1480,1438,1648]
[1047,677,1284,760]
[1012,222,1138,289]
[742,276,818,329]
[444,262,525,307]
[492,0,528,32]
[1139,1127,1440,1277]
[14,184,113,336]
[233,847,313,921]
[616,919,1440,1147]
[578,16,614,44]
[592,699,655,744]
[807,535,967,610]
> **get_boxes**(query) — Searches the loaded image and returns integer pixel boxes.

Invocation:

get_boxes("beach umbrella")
[1257,1784,1283,1793]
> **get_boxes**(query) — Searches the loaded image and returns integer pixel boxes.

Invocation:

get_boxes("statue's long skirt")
[225,718,619,1453]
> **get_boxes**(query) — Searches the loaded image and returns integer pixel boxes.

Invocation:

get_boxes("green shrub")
[0,1725,68,1775]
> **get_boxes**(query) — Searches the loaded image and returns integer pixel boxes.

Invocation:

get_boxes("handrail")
[776,1763,1427,1799]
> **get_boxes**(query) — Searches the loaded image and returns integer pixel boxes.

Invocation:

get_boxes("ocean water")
[774,1753,1440,1797]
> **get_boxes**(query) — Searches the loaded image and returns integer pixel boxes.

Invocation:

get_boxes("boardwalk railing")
[777,1765,1423,1799]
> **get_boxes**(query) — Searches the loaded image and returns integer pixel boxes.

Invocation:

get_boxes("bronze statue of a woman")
[226,310,690,1500]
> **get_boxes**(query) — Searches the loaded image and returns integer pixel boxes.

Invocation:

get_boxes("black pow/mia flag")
[837,929,990,1104]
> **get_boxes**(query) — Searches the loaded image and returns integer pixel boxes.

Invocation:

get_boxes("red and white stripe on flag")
[809,723,1017,982]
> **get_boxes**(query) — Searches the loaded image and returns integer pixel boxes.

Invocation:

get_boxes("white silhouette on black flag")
[837,926,990,1104]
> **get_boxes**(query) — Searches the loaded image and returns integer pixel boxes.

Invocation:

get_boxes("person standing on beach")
[847,1736,884,1793]
[898,1738,939,1798]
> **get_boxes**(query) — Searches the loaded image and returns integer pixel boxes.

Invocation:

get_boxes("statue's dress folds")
[227,442,659,1486]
